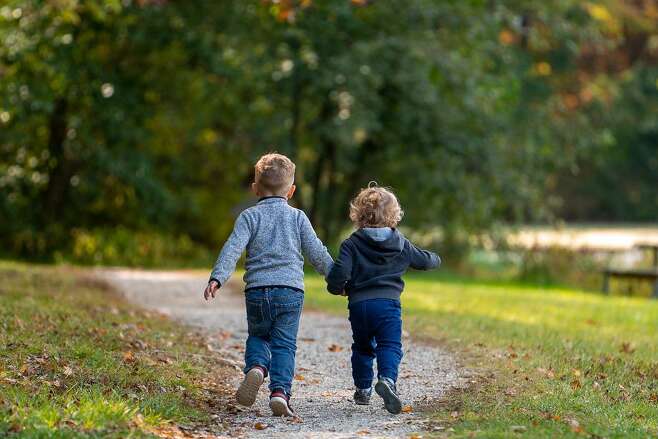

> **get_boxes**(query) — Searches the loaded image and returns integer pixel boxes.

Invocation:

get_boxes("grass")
[303,271,658,438]
[0,262,231,438]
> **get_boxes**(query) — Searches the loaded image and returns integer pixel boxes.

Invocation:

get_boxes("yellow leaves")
[584,3,621,34]
[401,405,413,413]
[533,62,552,76]
[498,29,516,45]
[294,374,305,381]
[254,422,269,430]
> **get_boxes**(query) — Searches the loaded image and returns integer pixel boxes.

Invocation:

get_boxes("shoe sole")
[355,399,370,406]
[236,369,264,406]
[375,381,402,414]
[270,396,294,417]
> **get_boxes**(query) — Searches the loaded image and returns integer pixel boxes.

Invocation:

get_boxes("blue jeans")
[244,287,304,396]
[348,298,403,389]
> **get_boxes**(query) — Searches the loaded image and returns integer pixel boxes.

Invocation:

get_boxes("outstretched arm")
[326,241,353,295]
[407,241,441,271]
[299,212,334,276]
[205,213,251,299]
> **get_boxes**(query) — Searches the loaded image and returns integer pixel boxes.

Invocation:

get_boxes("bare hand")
[204,280,220,301]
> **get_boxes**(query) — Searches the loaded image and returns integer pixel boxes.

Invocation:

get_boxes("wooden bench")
[602,268,658,298]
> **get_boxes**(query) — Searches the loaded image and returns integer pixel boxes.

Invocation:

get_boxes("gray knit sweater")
[209,196,333,292]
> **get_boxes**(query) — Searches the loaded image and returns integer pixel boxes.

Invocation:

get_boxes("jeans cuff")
[247,364,269,378]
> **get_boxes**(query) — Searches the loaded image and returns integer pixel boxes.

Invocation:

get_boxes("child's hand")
[204,280,220,301]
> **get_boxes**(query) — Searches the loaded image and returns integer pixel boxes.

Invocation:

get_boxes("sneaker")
[269,390,294,417]
[354,387,372,405]
[375,377,402,414]
[236,366,265,406]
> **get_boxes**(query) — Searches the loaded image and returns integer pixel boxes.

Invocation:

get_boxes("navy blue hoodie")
[326,228,440,304]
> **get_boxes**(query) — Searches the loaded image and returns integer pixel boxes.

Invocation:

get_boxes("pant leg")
[268,288,304,395]
[349,301,376,390]
[244,290,272,374]
[372,300,403,383]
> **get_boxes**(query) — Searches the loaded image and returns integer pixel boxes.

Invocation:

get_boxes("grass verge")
[0,262,233,438]
[303,272,658,438]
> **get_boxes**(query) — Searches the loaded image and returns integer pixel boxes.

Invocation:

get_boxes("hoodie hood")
[352,228,404,265]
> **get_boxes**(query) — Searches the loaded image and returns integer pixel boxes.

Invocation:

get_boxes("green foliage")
[63,227,213,267]
[0,0,656,263]
[303,272,658,437]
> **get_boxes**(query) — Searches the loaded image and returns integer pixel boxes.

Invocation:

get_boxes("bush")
[58,227,214,268]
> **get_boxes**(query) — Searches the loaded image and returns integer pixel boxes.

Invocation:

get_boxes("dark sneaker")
[269,390,295,417]
[236,366,265,406]
[375,377,402,414]
[354,387,372,405]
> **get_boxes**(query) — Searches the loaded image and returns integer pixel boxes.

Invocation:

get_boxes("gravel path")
[100,269,461,439]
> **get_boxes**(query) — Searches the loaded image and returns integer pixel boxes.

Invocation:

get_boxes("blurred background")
[1,0,657,292]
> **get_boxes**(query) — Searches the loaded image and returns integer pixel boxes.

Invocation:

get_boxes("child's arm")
[204,213,251,300]
[298,212,333,276]
[326,241,353,295]
[407,241,441,270]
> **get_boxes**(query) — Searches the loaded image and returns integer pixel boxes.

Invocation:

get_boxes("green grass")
[0,263,227,438]
[303,272,658,438]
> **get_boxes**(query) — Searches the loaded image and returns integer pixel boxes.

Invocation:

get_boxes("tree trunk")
[42,97,72,222]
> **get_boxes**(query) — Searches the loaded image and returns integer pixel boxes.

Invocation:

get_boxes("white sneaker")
[269,390,294,417]
[236,367,265,406]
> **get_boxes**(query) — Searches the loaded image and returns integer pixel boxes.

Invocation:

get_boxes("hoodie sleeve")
[406,240,441,271]
[326,240,353,295]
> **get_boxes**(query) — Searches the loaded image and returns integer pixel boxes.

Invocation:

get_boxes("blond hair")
[254,153,296,196]
[349,184,403,228]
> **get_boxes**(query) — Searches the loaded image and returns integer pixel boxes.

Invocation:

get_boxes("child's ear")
[287,184,296,199]
[251,182,259,197]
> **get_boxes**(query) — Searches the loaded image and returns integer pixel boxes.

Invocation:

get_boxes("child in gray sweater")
[203,153,333,417]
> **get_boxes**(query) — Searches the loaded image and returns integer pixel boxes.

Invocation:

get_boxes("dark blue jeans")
[244,287,304,396]
[348,298,403,390]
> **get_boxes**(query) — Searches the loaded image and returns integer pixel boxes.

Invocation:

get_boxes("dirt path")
[100,269,461,438]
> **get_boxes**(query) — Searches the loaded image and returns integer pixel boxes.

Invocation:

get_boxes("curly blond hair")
[254,153,295,195]
[349,184,403,228]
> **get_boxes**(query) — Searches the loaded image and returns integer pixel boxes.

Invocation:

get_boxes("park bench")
[602,243,658,298]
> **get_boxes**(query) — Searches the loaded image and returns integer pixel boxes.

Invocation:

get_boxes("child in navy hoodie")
[326,185,440,414]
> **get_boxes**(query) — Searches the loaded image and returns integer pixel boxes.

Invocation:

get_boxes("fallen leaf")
[570,379,582,390]
[356,430,370,436]
[620,342,636,354]
[567,418,582,433]
[122,351,135,363]
[537,367,555,379]
[254,422,268,430]
[401,405,413,413]
[328,344,343,352]
[504,387,517,396]
[62,366,74,377]
[294,374,305,381]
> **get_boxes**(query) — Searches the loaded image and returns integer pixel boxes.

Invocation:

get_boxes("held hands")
[204,280,220,301]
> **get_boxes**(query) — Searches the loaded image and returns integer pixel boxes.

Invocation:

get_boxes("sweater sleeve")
[407,240,441,271]
[209,212,252,285]
[326,240,353,295]
[299,211,334,276]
